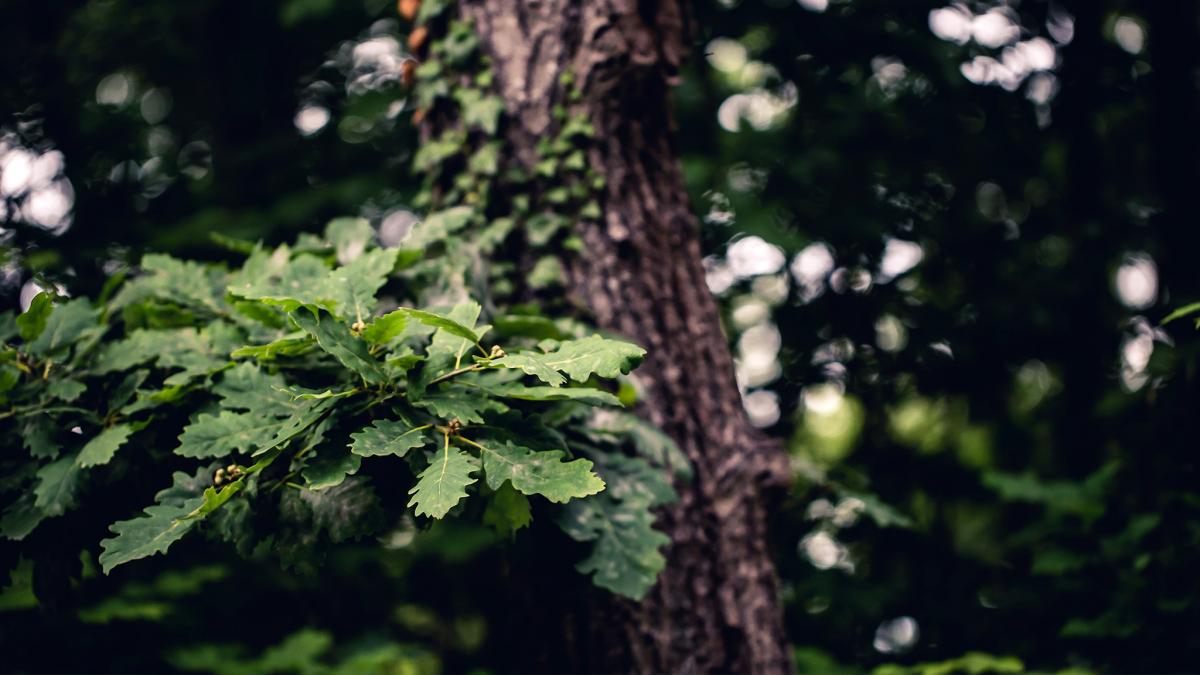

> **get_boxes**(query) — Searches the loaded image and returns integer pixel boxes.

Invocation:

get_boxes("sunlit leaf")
[78,424,134,468]
[480,441,605,503]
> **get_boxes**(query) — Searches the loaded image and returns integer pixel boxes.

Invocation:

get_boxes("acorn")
[398,0,420,20]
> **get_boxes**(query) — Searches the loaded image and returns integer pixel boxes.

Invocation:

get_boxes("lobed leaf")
[350,419,429,458]
[408,444,478,519]
[537,336,645,382]
[490,353,566,386]
[480,441,605,504]
[290,309,387,384]
[78,424,134,468]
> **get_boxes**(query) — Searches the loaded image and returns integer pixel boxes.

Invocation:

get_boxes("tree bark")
[456,2,793,672]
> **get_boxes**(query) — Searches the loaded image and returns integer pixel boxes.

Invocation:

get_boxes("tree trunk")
[455,2,793,672]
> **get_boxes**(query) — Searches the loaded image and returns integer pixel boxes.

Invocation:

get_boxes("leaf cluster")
[1,218,676,599]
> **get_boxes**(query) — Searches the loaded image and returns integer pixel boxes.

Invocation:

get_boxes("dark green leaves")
[176,364,336,459]
[401,306,482,348]
[415,389,507,424]
[536,336,646,382]
[98,469,210,574]
[111,254,226,316]
[16,292,53,342]
[290,309,387,384]
[489,336,644,391]
[1,214,657,601]
[490,353,566,386]
[362,310,408,345]
[324,248,398,323]
[484,483,532,536]
[78,425,133,468]
[34,455,82,517]
[176,412,289,459]
[301,448,362,491]
[558,454,676,600]
[28,298,100,358]
[350,419,430,457]
[480,441,604,504]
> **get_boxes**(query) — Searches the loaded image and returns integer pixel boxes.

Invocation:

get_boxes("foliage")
[0,214,678,603]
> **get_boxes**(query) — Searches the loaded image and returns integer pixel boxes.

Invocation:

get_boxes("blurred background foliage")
[2,0,1198,672]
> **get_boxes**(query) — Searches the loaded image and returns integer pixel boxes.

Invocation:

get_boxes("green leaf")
[28,298,100,358]
[1162,301,1200,325]
[0,363,18,394]
[301,447,362,491]
[486,383,620,406]
[176,411,287,459]
[415,389,507,424]
[78,424,134,468]
[324,216,374,264]
[282,477,385,545]
[0,494,47,541]
[213,362,296,415]
[325,247,398,323]
[402,206,474,249]
[403,305,482,348]
[93,327,233,383]
[16,292,53,342]
[456,89,504,134]
[188,482,245,521]
[537,336,645,382]
[349,419,429,457]
[483,482,532,536]
[108,369,149,411]
[34,454,83,516]
[230,334,313,360]
[290,309,387,384]
[92,329,172,373]
[492,315,572,341]
[490,353,566,386]
[0,311,15,343]
[468,142,501,175]
[254,398,337,456]
[480,441,604,504]
[528,256,563,289]
[558,453,675,600]
[47,378,87,402]
[415,0,449,24]
[98,469,210,574]
[526,213,567,246]
[22,417,59,459]
[111,254,227,315]
[590,411,692,478]
[408,443,478,518]
[362,310,408,345]
[228,253,337,313]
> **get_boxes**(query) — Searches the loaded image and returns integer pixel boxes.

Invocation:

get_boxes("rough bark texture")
[458,1,792,672]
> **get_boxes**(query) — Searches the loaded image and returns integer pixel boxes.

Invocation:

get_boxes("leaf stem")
[451,434,487,453]
[427,363,485,386]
